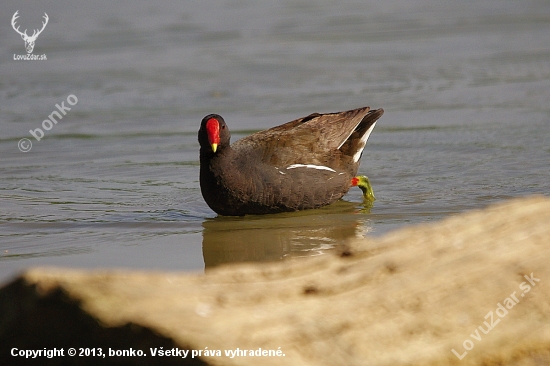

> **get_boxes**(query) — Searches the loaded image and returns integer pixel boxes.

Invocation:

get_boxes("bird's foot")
[351,175,376,204]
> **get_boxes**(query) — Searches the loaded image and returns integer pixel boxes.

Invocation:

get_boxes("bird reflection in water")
[201,200,374,269]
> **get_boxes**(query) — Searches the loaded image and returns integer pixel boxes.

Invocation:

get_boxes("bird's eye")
[221,125,226,129]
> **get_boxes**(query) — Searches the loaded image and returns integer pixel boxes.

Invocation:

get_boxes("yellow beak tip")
[211,143,218,153]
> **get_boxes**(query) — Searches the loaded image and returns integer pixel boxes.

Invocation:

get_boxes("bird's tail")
[339,108,384,163]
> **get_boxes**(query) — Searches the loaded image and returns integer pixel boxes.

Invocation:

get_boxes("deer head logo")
[11,11,49,54]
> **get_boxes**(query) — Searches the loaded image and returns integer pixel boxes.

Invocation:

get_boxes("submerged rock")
[1,196,549,365]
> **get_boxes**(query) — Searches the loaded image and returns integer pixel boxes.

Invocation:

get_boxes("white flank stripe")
[286,164,336,172]
[353,122,376,163]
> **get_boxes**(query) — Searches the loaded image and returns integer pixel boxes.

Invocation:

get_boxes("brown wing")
[232,106,372,166]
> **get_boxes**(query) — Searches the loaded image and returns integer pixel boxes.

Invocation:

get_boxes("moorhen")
[198,106,384,216]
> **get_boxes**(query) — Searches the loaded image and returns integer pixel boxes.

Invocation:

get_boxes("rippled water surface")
[1,0,549,282]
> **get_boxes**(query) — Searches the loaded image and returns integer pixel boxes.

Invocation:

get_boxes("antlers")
[11,11,25,37]
[11,11,49,41]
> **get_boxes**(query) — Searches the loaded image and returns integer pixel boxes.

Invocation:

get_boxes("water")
[1,0,549,282]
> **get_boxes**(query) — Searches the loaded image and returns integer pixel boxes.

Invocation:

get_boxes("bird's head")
[199,114,230,154]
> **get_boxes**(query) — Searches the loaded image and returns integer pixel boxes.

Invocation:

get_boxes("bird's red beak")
[206,118,220,153]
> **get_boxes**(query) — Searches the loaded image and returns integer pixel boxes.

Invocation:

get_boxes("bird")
[198,106,384,216]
